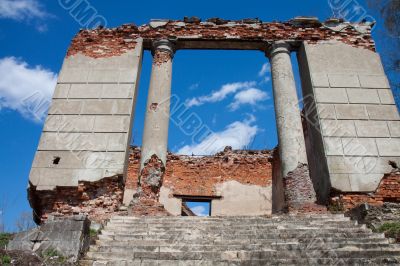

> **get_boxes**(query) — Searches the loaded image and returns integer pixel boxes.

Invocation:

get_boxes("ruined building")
[21,17,400,264]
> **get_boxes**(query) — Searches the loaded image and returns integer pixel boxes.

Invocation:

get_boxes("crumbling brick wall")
[126,146,273,198]
[330,170,400,211]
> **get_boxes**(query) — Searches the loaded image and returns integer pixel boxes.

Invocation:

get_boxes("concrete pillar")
[267,41,319,212]
[140,39,175,169]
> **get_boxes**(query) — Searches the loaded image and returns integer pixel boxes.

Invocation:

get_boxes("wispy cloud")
[0,0,47,20]
[0,57,57,122]
[177,115,258,155]
[229,88,269,111]
[258,62,270,77]
[185,81,256,108]
[190,206,208,216]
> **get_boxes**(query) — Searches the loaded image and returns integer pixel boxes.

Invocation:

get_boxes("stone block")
[32,151,125,169]
[366,105,400,120]
[328,74,359,88]
[388,121,400,137]
[327,156,365,174]
[320,120,356,137]
[348,173,383,191]
[58,68,89,83]
[48,100,83,115]
[101,84,135,98]
[335,104,368,120]
[119,68,140,83]
[107,133,129,151]
[342,138,378,156]
[87,69,119,83]
[376,138,400,156]
[317,104,336,119]
[354,120,390,137]
[53,84,70,98]
[68,84,102,99]
[38,132,109,151]
[323,137,343,155]
[311,73,329,87]
[346,89,380,104]
[330,174,351,191]
[358,74,390,89]
[378,89,396,104]
[363,157,400,174]
[81,99,132,115]
[44,115,95,132]
[33,168,79,187]
[315,87,348,103]
[93,116,130,132]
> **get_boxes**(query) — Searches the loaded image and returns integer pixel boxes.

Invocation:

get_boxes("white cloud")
[229,88,269,111]
[185,81,256,108]
[0,0,47,21]
[258,62,270,77]
[177,115,258,155]
[190,206,208,216]
[0,57,57,122]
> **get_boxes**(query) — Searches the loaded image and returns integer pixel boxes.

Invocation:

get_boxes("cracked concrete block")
[363,156,400,174]
[376,138,400,156]
[358,74,390,89]
[317,104,336,119]
[335,104,368,120]
[320,119,356,137]
[378,89,396,104]
[44,115,95,132]
[388,121,400,137]
[93,116,130,132]
[48,100,83,115]
[38,132,109,151]
[101,84,135,98]
[315,87,348,103]
[328,74,360,88]
[342,138,378,156]
[346,88,380,104]
[324,137,343,155]
[354,120,390,137]
[68,84,102,99]
[348,173,383,191]
[366,105,400,120]
[330,174,351,191]
[311,73,329,87]
[53,84,70,99]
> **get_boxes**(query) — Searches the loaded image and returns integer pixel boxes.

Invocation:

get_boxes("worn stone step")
[91,242,400,253]
[86,249,400,261]
[95,237,391,247]
[81,257,400,266]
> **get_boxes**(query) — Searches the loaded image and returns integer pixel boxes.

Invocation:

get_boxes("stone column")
[140,39,175,169]
[267,41,319,212]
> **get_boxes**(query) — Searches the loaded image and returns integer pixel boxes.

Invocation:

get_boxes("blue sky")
[0,0,395,231]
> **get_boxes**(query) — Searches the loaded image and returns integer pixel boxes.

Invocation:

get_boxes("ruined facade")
[28,17,400,222]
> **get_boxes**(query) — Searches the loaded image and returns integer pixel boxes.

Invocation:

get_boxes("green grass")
[378,222,400,241]
[41,248,66,264]
[1,254,11,265]
[0,233,13,249]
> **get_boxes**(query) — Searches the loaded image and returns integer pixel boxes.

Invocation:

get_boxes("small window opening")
[182,200,211,216]
[53,157,61,165]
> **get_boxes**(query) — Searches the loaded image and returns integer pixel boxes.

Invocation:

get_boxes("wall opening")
[183,200,211,216]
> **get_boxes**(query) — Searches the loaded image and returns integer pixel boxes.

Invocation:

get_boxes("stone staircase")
[81,214,400,265]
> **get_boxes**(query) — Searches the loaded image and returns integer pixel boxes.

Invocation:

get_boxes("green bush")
[0,233,13,249]
[1,254,11,265]
[378,222,400,241]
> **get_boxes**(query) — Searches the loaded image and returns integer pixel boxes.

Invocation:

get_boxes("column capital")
[265,41,293,58]
[151,39,176,58]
